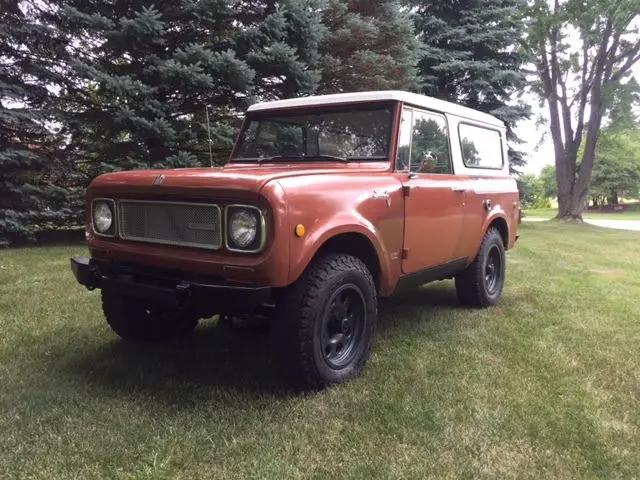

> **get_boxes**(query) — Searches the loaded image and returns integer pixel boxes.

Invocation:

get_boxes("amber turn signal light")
[295,224,305,237]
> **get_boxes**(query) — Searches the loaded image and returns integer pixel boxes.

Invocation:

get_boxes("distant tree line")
[1,0,559,244]
[518,78,640,210]
[524,0,640,220]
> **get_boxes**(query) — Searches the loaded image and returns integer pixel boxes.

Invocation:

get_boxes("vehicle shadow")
[65,283,462,402]
[375,282,464,339]
[378,281,461,327]
[64,318,296,404]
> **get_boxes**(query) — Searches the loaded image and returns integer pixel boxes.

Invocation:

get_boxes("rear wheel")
[455,228,506,307]
[272,254,377,389]
[102,290,198,342]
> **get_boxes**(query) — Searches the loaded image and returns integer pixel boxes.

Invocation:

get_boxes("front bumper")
[70,256,271,314]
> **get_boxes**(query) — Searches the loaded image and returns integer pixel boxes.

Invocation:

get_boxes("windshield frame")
[228,101,398,164]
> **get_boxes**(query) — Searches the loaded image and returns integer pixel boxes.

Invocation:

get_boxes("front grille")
[118,200,222,249]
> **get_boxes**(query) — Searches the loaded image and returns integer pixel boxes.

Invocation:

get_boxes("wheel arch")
[485,215,509,249]
[289,226,391,294]
[316,233,382,290]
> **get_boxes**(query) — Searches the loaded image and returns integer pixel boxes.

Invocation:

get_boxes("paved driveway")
[584,219,640,231]
[521,217,549,222]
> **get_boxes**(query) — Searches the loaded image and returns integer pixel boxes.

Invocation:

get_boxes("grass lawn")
[522,207,558,218]
[1,222,639,479]
[525,202,640,220]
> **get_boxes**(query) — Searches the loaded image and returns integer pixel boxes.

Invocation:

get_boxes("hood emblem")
[152,174,165,186]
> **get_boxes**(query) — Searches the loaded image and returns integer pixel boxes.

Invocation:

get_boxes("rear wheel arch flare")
[488,216,509,248]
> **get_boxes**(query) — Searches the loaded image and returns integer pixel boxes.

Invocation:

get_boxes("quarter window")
[459,124,504,169]
[396,108,412,171]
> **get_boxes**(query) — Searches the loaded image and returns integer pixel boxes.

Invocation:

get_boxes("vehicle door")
[398,107,466,274]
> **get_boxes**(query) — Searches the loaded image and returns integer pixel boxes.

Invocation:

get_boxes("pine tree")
[0,1,73,243]
[409,0,530,172]
[318,0,421,93]
[54,0,256,173]
[53,0,324,176]
[236,0,323,100]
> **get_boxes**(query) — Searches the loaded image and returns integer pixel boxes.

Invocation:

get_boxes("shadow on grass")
[65,320,293,403]
[64,283,462,402]
[379,281,460,323]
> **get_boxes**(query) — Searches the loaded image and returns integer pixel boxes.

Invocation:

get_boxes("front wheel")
[455,228,506,307]
[102,290,198,342]
[272,254,378,389]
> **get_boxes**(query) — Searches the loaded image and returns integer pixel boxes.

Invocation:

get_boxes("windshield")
[232,105,393,162]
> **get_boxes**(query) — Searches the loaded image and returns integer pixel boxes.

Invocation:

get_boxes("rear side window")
[459,124,504,169]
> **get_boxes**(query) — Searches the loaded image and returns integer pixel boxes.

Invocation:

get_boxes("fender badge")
[152,174,165,186]
[372,189,392,207]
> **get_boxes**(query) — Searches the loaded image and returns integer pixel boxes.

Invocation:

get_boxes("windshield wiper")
[307,154,348,163]
[257,154,303,164]
[256,154,348,163]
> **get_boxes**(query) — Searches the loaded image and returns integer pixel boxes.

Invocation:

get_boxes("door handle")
[451,186,467,193]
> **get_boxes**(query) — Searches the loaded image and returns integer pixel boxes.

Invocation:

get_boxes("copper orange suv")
[71,91,519,388]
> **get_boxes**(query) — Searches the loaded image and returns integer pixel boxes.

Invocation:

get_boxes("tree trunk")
[557,193,582,220]
[555,149,583,221]
[549,98,580,221]
[555,83,605,222]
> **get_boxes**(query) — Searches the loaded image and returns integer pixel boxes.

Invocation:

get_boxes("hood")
[89,162,389,196]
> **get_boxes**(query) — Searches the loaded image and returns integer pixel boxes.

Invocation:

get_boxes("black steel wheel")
[320,284,367,369]
[484,245,503,296]
[272,254,377,389]
[455,227,506,307]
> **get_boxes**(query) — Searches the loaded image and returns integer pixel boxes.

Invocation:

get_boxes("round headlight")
[93,202,113,234]
[229,209,258,248]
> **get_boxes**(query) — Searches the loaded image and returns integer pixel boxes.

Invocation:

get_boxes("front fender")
[287,214,394,295]
[273,173,405,295]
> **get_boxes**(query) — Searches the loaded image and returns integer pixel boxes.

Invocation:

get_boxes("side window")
[459,124,504,169]
[396,108,412,171]
[410,111,452,174]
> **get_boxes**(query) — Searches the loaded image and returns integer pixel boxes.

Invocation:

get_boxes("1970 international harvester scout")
[71,91,520,388]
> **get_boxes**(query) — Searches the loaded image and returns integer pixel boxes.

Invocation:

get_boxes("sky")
[515,65,640,176]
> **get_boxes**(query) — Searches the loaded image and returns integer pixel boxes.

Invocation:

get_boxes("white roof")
[247,90,505,128]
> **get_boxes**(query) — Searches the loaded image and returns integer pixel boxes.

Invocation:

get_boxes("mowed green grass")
[523,207,558,218]
[1,223,639,479]
[526,201,640,220]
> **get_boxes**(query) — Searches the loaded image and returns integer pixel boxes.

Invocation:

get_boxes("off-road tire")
[102,290,198,342]
[272,254,377,390]
[455,228,506,307]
